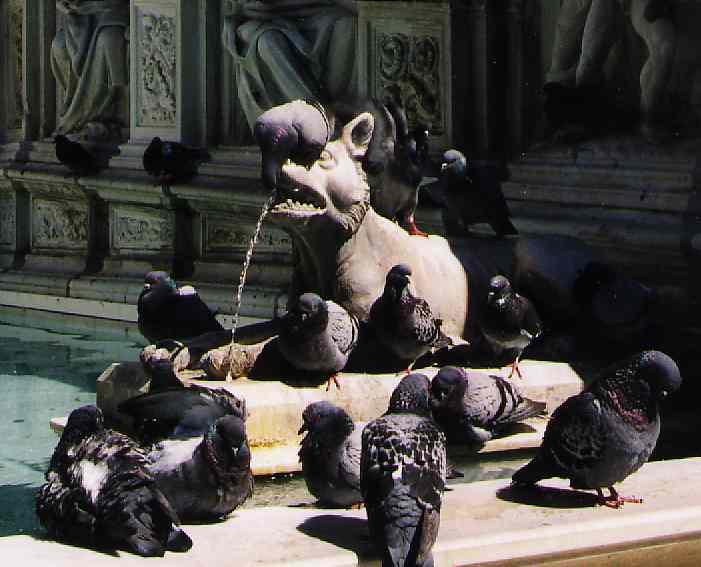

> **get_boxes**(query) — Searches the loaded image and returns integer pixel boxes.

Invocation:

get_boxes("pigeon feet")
[325,373,341,391]
[507,359,523,380]
[596,487,643,509]
[407,223,429,237]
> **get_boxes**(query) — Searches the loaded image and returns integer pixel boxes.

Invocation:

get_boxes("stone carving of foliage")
[9,0,23,129]
[0,198,16,245]
[114,210,173,250]
[378,32,441,132]
[206,219,291,253]
[32,200,88,248]
[139,11,176,126]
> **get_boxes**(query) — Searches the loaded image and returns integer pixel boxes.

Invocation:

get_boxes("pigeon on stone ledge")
[361,372,446,567]
[512,350,681,508]
[276,293,359,390]
[118,358,246,445]
[142,136,211,184]
[482,275,543,379]
[431,366,547,446]
[55,135,100,176]
[369,264,452,372]
[298,401,363,507]
[147,414,254,522]
[36,405,192,557]
[137,270,224,345]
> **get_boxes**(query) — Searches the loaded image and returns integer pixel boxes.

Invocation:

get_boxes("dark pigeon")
[118,358,246,445]
[254,99,330,191]
[142,136,211,184]
[512,351,681,507]
[276,293,359,390]
[137,270,224,345]
[361,373,446,567]
[482,275,543,379]
[147,414,254,522]
[369,264,452,372]
[436,149,517,238]
[36,405,192,557]
[54,134,99,176]
[431,366,547,446]
[298,401,363,507]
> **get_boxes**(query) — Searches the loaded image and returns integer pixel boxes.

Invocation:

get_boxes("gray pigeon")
[482,275,543,379]
[277,293,359,390]
[36,405,192,557]
[298,401,363,507]
[512,350,681,507]
[361,373,446,567]
[147,414,254,522]
[369,264,452,371]
[431,366,547,446]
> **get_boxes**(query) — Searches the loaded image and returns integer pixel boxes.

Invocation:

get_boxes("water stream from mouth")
[225,191,276,380]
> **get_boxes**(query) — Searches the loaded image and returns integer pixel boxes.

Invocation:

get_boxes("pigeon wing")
[327,301,359,356]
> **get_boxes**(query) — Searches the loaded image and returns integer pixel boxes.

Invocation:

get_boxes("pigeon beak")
[660,390,668,400]
[298,422,308,435]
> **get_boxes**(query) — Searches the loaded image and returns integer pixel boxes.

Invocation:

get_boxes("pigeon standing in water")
[142,137,211,184]
[361,373,446,567]
[437,149,517,238]
[512,351,681,508]
[431,366,547,446]
[147,414,254,522]
[55,135,100,176]
[298,401,363,507]
[118,358,246,445]
[137,271,224,345]
[482,275,543,379]
[276,293,359,390]
[36,405,192,557]
[369,264,452,372]
[254,99,330,191]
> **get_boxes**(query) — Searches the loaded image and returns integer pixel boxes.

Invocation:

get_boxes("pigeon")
[644,0,673,22]
[298,401,363,507]
[54,134,99,176]
[36,405,192,557]
[142,136,211,184]
[512,350,682,508]
[118,358,246,445]
[482,275,543,379]
[436,149,517,238]
[369,264,452,372]
[137,270,224,345]
[254,99,331,191]
[147,414,254,522]
[361,372,446,567]
[276,293,359,390]
[572,261,657,351]
[431,366,547,446]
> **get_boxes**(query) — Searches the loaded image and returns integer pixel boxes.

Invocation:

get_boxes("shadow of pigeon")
[296,514,374,559]
[496,483,599,509]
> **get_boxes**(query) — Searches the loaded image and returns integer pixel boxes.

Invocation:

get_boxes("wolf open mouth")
[269,181,327,217]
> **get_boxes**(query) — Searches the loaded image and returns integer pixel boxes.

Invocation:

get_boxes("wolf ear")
[342,112,374,160]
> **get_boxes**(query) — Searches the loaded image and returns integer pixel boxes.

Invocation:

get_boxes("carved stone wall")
[110,204,174,255]
[9,0,23,131]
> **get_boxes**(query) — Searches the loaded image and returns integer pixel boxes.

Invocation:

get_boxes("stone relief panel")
[31,199,89,250]
[0,194,17,247]
[203,215,292,256]
[111,205,174,252]
[9,0,23,130]
[135,5,177,127]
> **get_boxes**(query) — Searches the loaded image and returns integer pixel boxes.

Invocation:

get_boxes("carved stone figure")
[222,0,358,130]
[546,0,676,140]
[51,0,129,138]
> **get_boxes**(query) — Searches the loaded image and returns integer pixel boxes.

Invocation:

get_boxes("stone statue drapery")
[51,0,129,138]
[222,0,358,130]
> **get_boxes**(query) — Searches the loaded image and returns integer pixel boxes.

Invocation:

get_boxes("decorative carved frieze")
[111,205,174,252]
[9,0,23,130]
[203,215,291,256]
[136,8,177,127]
[31,198,88,250]
[0,194,16,246]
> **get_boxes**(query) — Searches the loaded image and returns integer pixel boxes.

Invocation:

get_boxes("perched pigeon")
[36,405,192,557]
[118,358,246,445]
[482,275,543,379]
[436,149,517,238]
[361,373,447,567]
[431,366,547,446]
[137,270,224,344]
[142,137,211,184]
[254,99,330,191]
[512,351,681,507]
[572,261,657,350]
[369,264,452,372]
[298,401,363,507]
[276,293,359,390]
[54,134,99,175]
[147,414,254,522]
